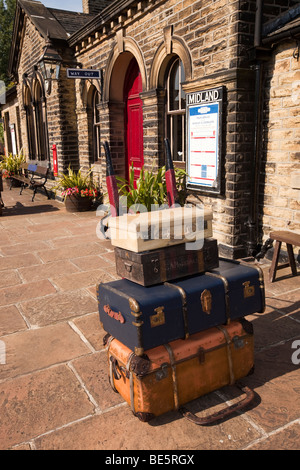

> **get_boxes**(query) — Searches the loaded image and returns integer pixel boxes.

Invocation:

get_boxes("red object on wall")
[52,144,58,176]
[164,138,180,207]
[103,141,119,217]
[124,58,144,183]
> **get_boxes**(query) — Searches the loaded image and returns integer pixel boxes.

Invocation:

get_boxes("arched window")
[34,81,47,160]
[165,57,186,166]
[92,88,101,162]
[24,85,36,159]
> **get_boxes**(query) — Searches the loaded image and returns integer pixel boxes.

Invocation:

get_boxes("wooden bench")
[269,230,300,282]
[10,162,50,202]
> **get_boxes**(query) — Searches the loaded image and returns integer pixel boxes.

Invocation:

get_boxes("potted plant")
[0,152,26,187]
[53,165,102,212]
[116,164,188,212]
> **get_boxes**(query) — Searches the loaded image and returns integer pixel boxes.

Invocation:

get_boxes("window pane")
[166,58,186,162]
[171,114,185,162]
[93,91,101,124]
[180,62,186,109]
[169,61,180,111]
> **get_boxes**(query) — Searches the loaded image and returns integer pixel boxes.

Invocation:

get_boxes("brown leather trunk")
[114,237,219,286]
[105,318,254,423]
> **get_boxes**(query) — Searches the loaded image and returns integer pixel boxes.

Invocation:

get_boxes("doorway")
[124,58,144,182]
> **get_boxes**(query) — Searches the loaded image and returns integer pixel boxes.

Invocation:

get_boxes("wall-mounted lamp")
[38,37,62,94]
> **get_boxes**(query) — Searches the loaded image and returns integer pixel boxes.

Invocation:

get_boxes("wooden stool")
[269,231,300,282]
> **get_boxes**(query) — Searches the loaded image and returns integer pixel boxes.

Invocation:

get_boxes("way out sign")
[186,86,224,194]
[67,68,101,79]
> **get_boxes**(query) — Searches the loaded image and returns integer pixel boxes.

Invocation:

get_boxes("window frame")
[165,57,186,167]
[92,88,101,163]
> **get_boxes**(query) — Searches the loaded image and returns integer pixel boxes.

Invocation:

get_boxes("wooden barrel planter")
[64,194,93,212]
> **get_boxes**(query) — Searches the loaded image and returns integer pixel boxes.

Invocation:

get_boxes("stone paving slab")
[0,322,91,381]
[0,187,299,451]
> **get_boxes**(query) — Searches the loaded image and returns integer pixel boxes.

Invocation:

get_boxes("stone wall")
[260,39,300,251]
[16,19,79,175]
[1,91,23,157]
[74,0,259,257]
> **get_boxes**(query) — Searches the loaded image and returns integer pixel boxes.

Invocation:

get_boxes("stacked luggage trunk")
[97,141,265,424]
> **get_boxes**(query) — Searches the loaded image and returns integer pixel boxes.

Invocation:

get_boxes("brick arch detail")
[31,71,46,102]
[80,79,101,108]
[103,36,147,102]
[149,35,192,90]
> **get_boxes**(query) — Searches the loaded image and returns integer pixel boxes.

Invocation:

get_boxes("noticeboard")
[186,86,224,194]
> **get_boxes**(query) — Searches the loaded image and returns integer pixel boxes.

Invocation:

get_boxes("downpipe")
[246,61,263,257]
[245,0,264,257]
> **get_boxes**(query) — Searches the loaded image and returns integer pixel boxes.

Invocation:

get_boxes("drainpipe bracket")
[248,46,272,62]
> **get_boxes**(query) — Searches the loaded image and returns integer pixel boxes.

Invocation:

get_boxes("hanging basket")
[64,194,93,212]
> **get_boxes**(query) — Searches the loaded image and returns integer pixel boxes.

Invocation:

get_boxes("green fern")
[116,164,188,212]
[0,151,25,173]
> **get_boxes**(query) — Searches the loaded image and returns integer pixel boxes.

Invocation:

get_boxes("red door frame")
[124,58,144,183]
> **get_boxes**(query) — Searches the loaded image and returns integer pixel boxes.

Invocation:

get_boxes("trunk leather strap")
[217,325,235,385]
[164,343,179,410]
[164,282,189,339]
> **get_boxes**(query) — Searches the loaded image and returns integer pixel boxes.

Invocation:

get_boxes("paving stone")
[18,260,80,283]
[49,233,102,248]
[0,322,91,380]
[0,240,50,256]
[38,242,107,263]
[261,266,300,297]
[72,350,124,410]
[0,269,22,288]
[33,399,262,450]
[0,305,27,336]
[246,422,300,450]
[52,268,115,291]
[244,338,300,433]
[12,443,32,450]
[99,251,116,265]
[20,290,98,327]
[0,231,14,245]
[27,221,79,233]
[0,364,94,449]
[0,253,41,271]
[72,313,106,351]
[248,306,300,351]
[265,289,300,322]
[70,254,110,270]
[0,280,56,307]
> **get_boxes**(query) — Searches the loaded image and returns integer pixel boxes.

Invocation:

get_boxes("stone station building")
[2,0,300,260]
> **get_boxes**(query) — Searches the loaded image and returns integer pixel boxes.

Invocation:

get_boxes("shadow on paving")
[1,202,60,216]
[146,297,300,428]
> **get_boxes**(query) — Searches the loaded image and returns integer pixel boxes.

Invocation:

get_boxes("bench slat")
[9,163,50,201]
[269,230,299,282]
[270,231,300,247]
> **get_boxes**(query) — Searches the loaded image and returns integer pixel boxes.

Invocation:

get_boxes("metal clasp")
[150,306,165,327]
[243,281,255,298]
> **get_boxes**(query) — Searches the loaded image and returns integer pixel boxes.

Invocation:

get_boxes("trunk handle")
[179,383,255,425]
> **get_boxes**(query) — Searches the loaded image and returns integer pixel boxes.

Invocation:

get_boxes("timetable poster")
[186,87,223,193]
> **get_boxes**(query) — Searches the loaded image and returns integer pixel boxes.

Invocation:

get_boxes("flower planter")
[64,194,93,212]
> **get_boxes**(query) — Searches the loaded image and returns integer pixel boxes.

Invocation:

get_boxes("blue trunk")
[97,259,265,355]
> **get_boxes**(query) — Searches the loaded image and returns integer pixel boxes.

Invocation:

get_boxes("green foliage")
[0,0,16,85]
[0,121,4,144]
[116,164,188,212]
[0,151,25,173]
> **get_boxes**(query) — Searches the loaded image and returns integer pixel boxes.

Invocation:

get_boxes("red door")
[124,59,144,182]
